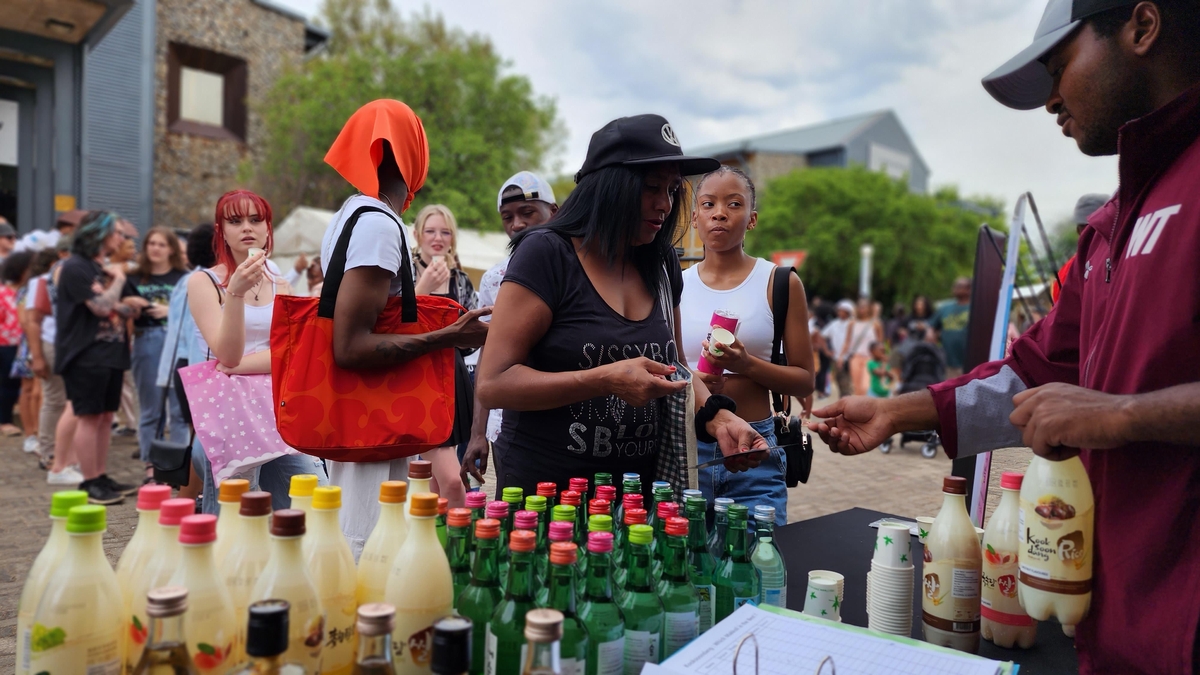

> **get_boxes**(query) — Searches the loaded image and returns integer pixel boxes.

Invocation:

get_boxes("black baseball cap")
[574,114,720,183]
[982,0,1137,110]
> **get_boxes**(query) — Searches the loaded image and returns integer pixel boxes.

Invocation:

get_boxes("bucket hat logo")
[661,123,680,147]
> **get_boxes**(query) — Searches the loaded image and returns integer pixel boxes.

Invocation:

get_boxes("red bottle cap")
[548,521,574,542]
[179,514,217,544]
[239,491,272,517]
[943,476,968,495]
[159,498,196,526]
[137,484,172,511]
[596,485,617,501]
[1001,472,1024,490]
[486,501,509,519]
[559,490,582,507]
[537,482,558,498]
[509,530,536,552]
[587,530,614,554]
[514,510,538,530]
[475,518,500,539]
[437,498,449,516]
[408,460,432,479]
[569,478,589,493]
[271,509,306,537]
[623,508,648,526]
[465,492,487,509]
[665,516,689,537]
[549,541,578,565]
[622,493,644,511]
[656,501,679,519]
[588,499,611,516]
[447,508,472,528]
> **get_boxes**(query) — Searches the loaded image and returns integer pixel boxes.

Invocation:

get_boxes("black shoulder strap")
[318,205,417,323]
[770,265,792,414]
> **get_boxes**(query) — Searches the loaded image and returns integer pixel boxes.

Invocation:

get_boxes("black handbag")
[769,266,813,487]
[150,285,195,487]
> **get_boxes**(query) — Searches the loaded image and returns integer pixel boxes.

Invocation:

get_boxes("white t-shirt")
[29,274,56,345]
[476,256,509,442]
[821,319,848,357]
[320,194,414,297]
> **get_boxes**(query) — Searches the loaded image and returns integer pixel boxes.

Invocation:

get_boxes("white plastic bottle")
[358,480,409,605]
[214,478,250,565]
[220,490,273,648]
[922,476,982,653]
[304,486,359,675]
[980,472,1037,649]
[1018,455,1094,625]
[169,514,240,672]
[251,508,325,670]
[127,497,195,672]
[385,492,454,675]
[289,474,319,515]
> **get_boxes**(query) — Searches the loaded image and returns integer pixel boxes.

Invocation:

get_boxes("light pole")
[859,243,874,299]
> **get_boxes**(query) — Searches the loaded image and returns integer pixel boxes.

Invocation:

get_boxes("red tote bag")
[270,205,463,462]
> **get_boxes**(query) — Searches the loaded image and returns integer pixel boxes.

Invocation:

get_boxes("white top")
[30,274,56,344]
[821,318,848,355]
[193,262,281,358]
[320,194,414,298]
[680,257,777,369]
[476,256,509,441]
[841,319,876,358]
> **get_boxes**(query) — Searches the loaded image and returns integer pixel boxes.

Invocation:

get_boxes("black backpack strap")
[318,205,418,323]
[770,265,792,414]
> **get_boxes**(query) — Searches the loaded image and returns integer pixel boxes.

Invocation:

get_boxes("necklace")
[380,193,398,213]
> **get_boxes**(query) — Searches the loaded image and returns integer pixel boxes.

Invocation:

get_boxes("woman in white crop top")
[186,189,326,513]
[680,167,815,524]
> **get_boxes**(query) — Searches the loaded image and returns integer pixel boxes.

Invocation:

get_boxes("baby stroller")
[880,339,946,459]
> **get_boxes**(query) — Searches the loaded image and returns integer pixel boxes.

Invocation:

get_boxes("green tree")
[749,166,1007,308]
[250,0,563,230]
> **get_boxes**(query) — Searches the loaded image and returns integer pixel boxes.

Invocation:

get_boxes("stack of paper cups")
[803,576,841,621]
[867,522,915,636]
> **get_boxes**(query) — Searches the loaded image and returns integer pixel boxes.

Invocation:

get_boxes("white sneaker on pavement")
[47,467,84,485]
[23,435,39,453]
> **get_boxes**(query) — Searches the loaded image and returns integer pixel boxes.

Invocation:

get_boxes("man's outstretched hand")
[808,396,895,455]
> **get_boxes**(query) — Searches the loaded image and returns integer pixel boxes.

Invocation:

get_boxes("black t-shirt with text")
[54,254,135,372]
[492,229,683,495]
[129,269,186,328]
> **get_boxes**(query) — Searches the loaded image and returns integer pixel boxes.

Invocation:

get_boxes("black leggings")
[0,345,21,425]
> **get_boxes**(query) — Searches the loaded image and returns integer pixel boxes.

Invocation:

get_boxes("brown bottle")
[132,586,198,675]
[353,603,398,675]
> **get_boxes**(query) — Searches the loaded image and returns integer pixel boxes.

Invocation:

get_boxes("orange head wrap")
[324,99,429,213]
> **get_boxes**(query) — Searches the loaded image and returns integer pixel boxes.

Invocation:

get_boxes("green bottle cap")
[501,487,524,504]
[50,490,89,519]
[551,505,575,522]
[66,504,107,533]
[728,503,749,524]
[588,514,613,533]
[684,495,706,512]
[654,486,674,499]
[595,472,612,484]
[525,495,547,513]
[628,523,653,545]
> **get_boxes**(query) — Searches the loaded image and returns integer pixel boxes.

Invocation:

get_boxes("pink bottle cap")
[514,510,538,530]
[548,521,574,542]
[486,501,509,519]
[159,498,196,526]
[1001,472,1024,490]
[656,501,679,519]
[596,485,617,501]
[137,484,172,511]
[179,514,217,544]
[465,492,487,509]
[587,530,614,553]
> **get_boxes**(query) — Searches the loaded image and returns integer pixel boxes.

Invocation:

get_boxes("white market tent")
[272,206,510,293]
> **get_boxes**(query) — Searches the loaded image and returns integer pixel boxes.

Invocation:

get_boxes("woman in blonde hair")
[412,203,477,507]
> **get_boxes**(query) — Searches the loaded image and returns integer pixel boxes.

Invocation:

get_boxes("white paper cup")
[873,523,914,568]
[804,577,841,620]
[915,516,935,544]
[247,247,265,259]
[708,327,736,357]
[808,570,845,604]
[432,254,444,265]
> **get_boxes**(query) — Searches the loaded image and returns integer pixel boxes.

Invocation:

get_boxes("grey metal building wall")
[844,113,930,193]
[81,0,155,229]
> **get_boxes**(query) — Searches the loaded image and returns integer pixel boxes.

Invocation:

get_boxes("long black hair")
[513,164,681,295]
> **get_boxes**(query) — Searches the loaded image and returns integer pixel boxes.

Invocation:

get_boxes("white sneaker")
[23,435,39,453]
[47,467,84,485]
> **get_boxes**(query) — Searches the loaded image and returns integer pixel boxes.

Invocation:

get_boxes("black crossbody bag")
[770,266,813,486]
[149,275,207,486]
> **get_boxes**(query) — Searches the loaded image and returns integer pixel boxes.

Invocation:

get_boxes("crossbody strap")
[770,265,792,415]
[319,205,418,323]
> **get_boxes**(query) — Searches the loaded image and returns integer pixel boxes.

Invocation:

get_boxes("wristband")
[695,394,737,444]
[227,290,245,298]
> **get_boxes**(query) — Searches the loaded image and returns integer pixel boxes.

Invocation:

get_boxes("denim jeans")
[697,416,788,526]
[132,327,189,461]
[193,441,329,514]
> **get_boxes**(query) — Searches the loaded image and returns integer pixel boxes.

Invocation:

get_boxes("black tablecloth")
[774,507,1078,674]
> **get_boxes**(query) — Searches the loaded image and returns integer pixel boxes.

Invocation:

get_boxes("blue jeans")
[132,327,189,461]
[192,440,328,514]
[697,416,788,526]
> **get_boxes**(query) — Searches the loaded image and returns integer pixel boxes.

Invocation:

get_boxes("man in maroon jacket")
[811,0,1200,672]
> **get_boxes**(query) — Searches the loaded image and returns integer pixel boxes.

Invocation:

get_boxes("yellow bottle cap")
[312,486,342,510]
[218,479,251,503]
[409,493,439,517]
[289,474,318,498]
[379,480,408,504]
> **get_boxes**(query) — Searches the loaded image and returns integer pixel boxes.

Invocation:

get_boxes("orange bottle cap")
[549,541,577,565]
[475,518,500,539]
[379,480,408,503]
[218,479,250,503]
[409,493,439,517]
[447,508,472,528]
[438,497,449,515]
[509,529,536,552]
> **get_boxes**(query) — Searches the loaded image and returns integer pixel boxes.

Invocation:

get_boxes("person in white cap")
[459,171,557,487]
[811,1,1200,671]
[819,299,854,398]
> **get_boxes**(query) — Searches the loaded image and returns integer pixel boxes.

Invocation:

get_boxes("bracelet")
[695,394,737,444]
[227,290,245,298]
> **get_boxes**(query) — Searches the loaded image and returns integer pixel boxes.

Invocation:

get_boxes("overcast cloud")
[279,0,1118,226]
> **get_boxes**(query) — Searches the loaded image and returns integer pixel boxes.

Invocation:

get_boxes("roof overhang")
[0,0,133,45]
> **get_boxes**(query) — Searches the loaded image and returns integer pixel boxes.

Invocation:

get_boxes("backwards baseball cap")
[982,0,1136,110]
[497,171,556,212]
[574,114,719,183]
[1074,193,1111,225]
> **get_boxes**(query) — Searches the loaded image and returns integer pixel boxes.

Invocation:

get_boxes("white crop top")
[680,257,777,370]
[193,263,280,358]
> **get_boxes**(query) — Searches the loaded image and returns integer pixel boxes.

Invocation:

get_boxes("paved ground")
[0,418,1034,671]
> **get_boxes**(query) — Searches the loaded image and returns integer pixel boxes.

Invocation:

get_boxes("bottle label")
[29,630,121,675]
[622,630,659,675]
[982,544,1033,626]
[664,611,699,656]
[317,593,357,674]
[922,558,981,634]
[1018,500,1094,595]
[485,627,526,675]
[695,584,714,633]
[734,596,758,609]
[595,637,625,675]
[561,656,584,675]
[761,587,787,608]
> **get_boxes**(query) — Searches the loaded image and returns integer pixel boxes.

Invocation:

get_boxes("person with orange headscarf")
[319,99,490,555]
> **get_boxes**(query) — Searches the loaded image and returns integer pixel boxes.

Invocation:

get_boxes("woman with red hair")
[186,189,326,513]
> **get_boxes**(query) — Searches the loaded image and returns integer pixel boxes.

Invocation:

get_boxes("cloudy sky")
[279,0,1118,226]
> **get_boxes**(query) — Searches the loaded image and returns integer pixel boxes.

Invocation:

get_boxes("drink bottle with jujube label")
[221,492,274,639]
[305,487,359,675]
[252,510,325,670]
[981,472,1037,649]
[168,515,239,672]
[922,476,982,653]
[359,481,410,606]
[214,479,250,565]
[386,493,454,675]
[1018,455,1094,626]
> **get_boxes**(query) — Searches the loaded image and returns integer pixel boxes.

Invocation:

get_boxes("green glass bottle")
[593,473,613,501]
[646,483,672,529]
[501,487,524,542]
[613,493,644,553]
[713,504,760,623]
[684,496,716,634]
[437,497,449,548]
[524,496,549,575]
[536,482,558,513]
[487,530,537,675]
[707,497,734,562]
[487,501,511,588]
[538,521,577,606]
[655,517,700,658]
[446,507,474,606]
[750,506,787,608]
[651,501,680,582]
[541,541,590,675]
[578,531,624,675]
[612,508,647,597]
[466,491,488,552]
[578,513,613,601]
[615,473,642,525]
[455,518,503,675]
[618,524,664,673]
[559,490,586,552]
